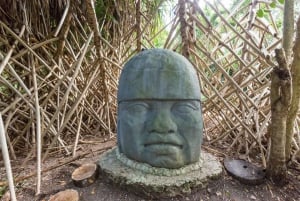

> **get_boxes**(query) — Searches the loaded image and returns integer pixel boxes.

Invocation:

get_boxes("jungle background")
[0,0,300,200]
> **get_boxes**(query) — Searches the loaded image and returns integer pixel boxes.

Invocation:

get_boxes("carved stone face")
[117,49,203,169]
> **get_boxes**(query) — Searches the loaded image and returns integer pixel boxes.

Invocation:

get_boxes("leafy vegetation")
[0,186,7,199]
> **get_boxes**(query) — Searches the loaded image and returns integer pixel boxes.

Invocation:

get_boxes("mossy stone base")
[98,147,222,198]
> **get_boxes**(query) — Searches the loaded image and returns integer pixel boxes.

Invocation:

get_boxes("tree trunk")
[282,0,294,63]
[285,16,300,161]
[267,49,291,185]
[85,0,101,57]
[136,0,141,52]
[179,0,190,58]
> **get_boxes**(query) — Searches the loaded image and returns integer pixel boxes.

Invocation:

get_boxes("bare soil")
[1,139,300,201]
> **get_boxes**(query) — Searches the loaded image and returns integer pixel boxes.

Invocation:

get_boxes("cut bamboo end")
[71,163,99,187]
[48,189,79,201]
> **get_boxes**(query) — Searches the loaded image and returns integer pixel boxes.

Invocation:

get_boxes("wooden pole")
[32,59,42,195]
[0,114,17,201]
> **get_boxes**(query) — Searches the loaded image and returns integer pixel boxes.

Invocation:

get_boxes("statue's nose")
[147,109,177,134]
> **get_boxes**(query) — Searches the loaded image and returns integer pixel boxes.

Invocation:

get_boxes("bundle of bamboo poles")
[0,0,123,162]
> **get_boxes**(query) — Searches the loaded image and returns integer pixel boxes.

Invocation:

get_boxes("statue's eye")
[125,102,149,114]
[172,102,200,114]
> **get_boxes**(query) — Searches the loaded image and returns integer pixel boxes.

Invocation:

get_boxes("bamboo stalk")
[72,106,83,157]
[0,25,25,75]
[0,114,17,201]
[31,55,42,195]
[3,111,17,160]
[54,0,70,37]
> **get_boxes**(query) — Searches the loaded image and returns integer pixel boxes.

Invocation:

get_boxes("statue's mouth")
[143,134,183,149]
[144,142,183,149]
[144,139,183,149]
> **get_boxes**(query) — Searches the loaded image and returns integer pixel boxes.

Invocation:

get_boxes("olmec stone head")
[117,49,203,169]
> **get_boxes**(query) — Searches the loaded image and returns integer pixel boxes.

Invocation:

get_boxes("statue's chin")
[141,147,185,169]
[116,147,203,176]
[146,157,184,169]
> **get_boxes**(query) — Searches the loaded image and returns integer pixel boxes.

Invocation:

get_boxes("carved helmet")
[117,49,201,102]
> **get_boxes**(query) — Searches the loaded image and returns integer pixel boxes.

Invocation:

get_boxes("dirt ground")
[1,139,300,201]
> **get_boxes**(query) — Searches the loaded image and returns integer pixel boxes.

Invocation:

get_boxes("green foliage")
[201,94,207,102]
[257,0,285,18]
[0,186,7,199]
[95,0,117,19]
[257,9,265,18]
[95,0,106,21]
[270,2,276,8]
[95,0,121,26]
[145,0,176,48]
[152,30,169,48]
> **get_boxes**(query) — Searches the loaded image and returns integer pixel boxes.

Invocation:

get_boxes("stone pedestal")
[98,147,222,198]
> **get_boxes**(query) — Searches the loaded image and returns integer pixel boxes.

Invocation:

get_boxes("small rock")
[216,191,222,196]
[250,195,256,200]
[207,188,212,193]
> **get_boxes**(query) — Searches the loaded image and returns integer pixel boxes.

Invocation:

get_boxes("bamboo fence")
[0,0,299,169]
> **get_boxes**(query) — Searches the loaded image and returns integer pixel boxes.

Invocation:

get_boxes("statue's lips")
[144,142,183,149]
[143,136,183,149]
